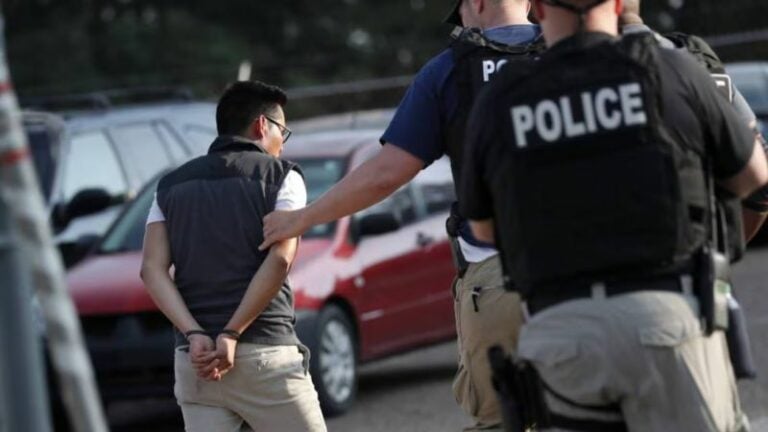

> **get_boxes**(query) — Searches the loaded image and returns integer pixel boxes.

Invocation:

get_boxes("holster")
[726,295,758,379]
[488,346,551,432]
[446,203,469,277]
[694,247,730,335]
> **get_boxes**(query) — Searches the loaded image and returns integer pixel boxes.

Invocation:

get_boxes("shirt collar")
[547,31,618,55]
[207,135,268,155]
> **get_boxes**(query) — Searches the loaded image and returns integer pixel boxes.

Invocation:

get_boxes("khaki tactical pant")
[174,344,327,432]
[453,255,525,431]
[519,290,750,432]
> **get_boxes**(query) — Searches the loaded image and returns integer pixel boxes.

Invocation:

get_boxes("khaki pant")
[453,256,525,431]
[174,344,327,432]
[518,290,750,432]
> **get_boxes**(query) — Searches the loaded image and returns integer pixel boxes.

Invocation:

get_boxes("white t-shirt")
[145,169,307,225]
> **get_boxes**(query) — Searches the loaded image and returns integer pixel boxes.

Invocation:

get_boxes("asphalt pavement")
[103,245,768,432]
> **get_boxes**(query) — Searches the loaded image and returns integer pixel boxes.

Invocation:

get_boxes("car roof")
[60,101,216,132]
[291,108,394,135]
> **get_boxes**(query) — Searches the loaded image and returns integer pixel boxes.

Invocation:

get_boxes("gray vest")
[157,136,302,347]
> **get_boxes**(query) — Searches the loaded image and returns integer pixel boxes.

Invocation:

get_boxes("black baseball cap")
[444,0,462,26]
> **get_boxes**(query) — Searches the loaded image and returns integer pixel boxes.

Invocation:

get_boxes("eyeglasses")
[264,115,292,143]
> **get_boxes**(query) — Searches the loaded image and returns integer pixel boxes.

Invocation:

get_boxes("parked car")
[22,89,217,267]
[64,127,457,417]
[727,62,768,242]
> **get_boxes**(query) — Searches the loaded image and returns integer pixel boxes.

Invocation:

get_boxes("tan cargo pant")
[174,343,327,432]
[519,290,750,432]
[453,255,525,431]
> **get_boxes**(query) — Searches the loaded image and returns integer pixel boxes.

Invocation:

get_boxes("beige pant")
[453,256,525,431]
[519,290,750,432]
[174,344,327,432]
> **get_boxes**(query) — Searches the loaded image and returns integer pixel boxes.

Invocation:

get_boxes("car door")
[354,180,454,356]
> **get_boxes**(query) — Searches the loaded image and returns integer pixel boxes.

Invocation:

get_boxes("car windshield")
[98,157,345,254]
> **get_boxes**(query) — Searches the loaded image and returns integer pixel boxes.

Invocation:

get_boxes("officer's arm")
[224,237,298,334]
[469,219,495,244]
[719,140,768,199]
[305,144,422,222]
[140,222,203,334]
[261,144,422,249]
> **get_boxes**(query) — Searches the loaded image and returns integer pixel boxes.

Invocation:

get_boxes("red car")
[65,127,458,415]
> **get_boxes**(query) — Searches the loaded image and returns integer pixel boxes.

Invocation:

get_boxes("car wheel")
[310,304,357,416]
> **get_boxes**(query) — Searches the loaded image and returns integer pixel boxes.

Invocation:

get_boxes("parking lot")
[102,245,768,432]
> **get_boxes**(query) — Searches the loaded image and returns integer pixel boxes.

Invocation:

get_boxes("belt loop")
[591,282,607,300]
[297,343,311,375]
[680,274,694,296]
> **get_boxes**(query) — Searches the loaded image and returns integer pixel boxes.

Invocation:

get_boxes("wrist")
[184,329,209,341]
[218,329,241,341]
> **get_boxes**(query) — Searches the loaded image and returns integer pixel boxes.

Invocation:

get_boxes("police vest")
[665,32,746,262]
[487,34,710,293]
[446,27,545,189]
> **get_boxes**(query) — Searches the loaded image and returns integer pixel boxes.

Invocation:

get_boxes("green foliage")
[4,0,768,117]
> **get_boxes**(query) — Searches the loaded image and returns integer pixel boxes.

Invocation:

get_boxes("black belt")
[526,275,688,316]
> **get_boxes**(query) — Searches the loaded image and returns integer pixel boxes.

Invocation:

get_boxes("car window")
[730,71,768,114]
[99,179,157,254]
[420,183,455,215]
[155,122,189,162]
[358,186,417,227]
[61,131,128,202]
[110,123,174,185]
[292,158,346,238]
[25,124,59,201]
[414,157,454,215]
[184,125,217,156]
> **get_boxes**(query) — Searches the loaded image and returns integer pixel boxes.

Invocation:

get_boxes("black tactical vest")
[446,27,545,189]
[487,34,709,294]
[157,136,302,347]
[665,32,746,262]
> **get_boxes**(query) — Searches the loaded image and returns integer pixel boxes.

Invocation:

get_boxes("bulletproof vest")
[488,34,709,293]
[446,27,545,189]
[665,32,746,262]
[157,136,301,347]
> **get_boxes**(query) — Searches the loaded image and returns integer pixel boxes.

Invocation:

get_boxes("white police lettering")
[510,83,647,148]
[482,59,509,82]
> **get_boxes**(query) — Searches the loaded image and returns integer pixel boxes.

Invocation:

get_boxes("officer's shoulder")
[421,48,454,76]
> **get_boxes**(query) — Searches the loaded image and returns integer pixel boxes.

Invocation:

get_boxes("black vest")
[446,27,545,190]
[665,32,746,262]
[157,136,302,347]
[488,34,709,294]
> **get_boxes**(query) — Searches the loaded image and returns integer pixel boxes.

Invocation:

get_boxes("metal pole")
[0,201,51,432]
[0,9,108,432]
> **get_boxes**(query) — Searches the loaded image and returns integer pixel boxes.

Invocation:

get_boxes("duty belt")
[526,274,692,316]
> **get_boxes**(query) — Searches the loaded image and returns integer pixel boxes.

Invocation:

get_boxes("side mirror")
[58,233,101,268]
[53,188,125,230]
[353,212,400,242]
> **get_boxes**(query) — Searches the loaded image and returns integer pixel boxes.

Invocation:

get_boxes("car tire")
[310,304,358,417]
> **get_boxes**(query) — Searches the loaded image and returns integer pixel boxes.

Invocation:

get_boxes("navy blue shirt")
[381,25,542,166]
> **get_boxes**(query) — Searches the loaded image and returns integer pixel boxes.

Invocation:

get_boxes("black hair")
[216,80,288,136]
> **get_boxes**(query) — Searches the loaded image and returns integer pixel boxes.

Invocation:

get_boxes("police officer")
[621,0,768,248]
[460,0,768,430]
[260,1,542,429]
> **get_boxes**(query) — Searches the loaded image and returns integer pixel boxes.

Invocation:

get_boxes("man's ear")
[249,115,267,140]
[533,0,545,21]
[475,0,485,15]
